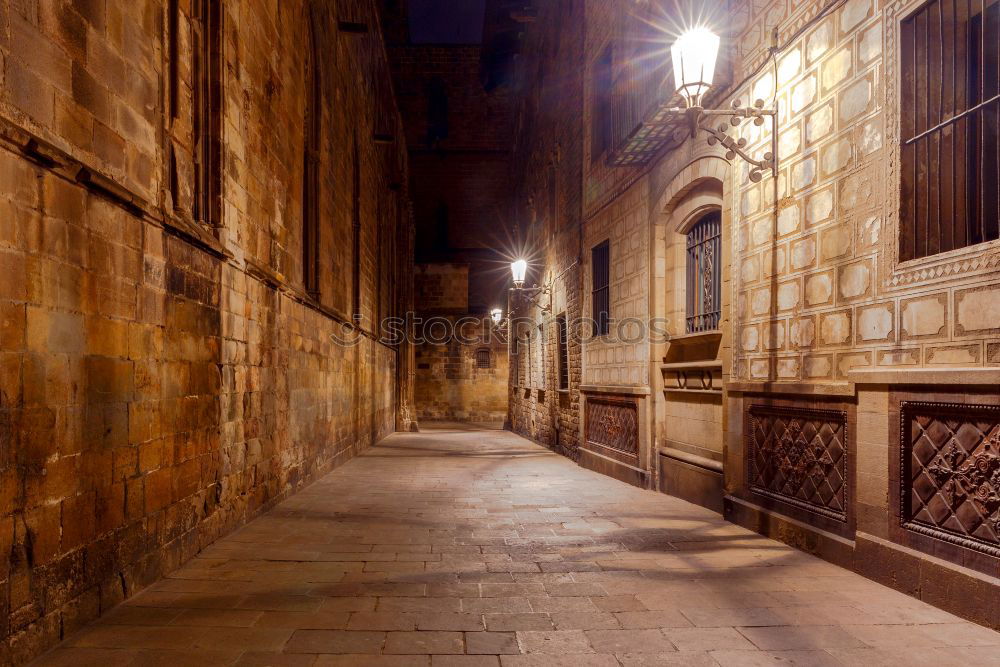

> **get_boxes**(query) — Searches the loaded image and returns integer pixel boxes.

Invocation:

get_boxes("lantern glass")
[511,259,527,287]
[671,27,720,108]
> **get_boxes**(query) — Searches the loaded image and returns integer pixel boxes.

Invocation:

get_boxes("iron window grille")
[475,348,491,369]
[686,211,722,334]
[557,314,569,390]
[900,0,999,261]
[592,240,610,336]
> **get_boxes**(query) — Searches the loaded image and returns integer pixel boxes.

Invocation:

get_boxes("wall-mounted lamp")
[490,307,504,326]
[509,259,551,313]
[664,27,777,182]
[510,259,528,289]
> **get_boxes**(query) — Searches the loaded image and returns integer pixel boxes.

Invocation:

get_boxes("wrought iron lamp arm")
[659,99,777,183]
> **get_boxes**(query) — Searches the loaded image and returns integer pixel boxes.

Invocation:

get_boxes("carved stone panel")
[585,397,639,465]
[746,405,849,522]
[900,401,1000,558]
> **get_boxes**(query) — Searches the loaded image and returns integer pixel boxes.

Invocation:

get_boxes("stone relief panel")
[746,404,850,523]
[899,401,1000,559]
[585,397,640,465]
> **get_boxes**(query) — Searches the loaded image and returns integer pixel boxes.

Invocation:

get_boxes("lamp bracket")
[660,98,777,183]
[509,284,552,313]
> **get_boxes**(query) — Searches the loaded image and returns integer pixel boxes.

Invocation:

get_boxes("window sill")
[667,330,722,347]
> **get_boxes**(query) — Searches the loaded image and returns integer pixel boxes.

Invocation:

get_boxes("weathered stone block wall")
[389,45,514,153]
[0,0,412,661]
[507,0,586,459]
[414,321,509,424]
[413,263,507,423]
[414,263,469,312]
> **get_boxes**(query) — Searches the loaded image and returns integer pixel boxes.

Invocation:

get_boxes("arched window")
[476,348,492,369]
[686,211,721,333]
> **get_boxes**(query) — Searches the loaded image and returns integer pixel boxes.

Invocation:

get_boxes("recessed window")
[192,0,222,226]
[475,348,492,369]
[686,211,721,334]
[591,240,610,336]
[900,0,999,261]
[591,45,614,160]
[557,314,569,390]
[302,13,321,297]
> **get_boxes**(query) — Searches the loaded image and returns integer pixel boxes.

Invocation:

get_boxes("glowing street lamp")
[510,259,528,289]
[626,27,778,182]
[490,308,503,325]
[671,27,720,109]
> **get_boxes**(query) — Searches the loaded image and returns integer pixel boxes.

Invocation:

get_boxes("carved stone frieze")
[900,401,1000,558]
[585,397,639,463]
[746,405,849,522]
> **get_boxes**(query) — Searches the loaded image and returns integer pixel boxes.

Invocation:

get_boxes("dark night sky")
[408,0,486,43]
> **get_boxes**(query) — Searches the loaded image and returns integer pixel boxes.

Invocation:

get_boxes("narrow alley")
[3,0,1000,662]
[35,426,1000,666]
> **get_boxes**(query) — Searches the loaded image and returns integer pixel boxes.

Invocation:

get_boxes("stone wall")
[388,39,515,312]
[506,0,587,460]
[413,263,508,424]
[0,0,413,661]
[721,0,1000,628]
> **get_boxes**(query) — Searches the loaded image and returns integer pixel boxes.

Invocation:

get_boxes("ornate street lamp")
[510,259,528,289]
[671,27,719,109]
[509,259,551,313]
[663,27,777,182]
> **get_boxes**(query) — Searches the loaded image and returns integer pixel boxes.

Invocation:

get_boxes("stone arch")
[655,155,730,339]
[657,155,730,224]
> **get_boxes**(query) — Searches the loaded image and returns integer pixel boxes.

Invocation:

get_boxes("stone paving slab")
[32,426,1000,666]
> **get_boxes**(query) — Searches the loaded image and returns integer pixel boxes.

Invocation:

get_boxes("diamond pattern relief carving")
[586,398,639,462]
[747,405,848,522]
[901,402,1000,557]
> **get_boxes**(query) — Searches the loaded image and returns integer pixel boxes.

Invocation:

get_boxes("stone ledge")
[849,367,1000,385]
[580,384,651,396]
[659,446,723,472]
[726,381,855,396]
[578,447,650,488]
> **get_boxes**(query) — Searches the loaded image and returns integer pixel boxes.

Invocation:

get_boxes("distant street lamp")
[490,308,504,325]
[662,27,777,182]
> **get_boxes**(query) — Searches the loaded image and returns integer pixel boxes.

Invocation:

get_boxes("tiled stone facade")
[0,0,413,661]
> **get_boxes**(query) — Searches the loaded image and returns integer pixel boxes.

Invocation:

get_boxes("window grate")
[591,241,610,336]
[900,0,999,261]
[687,211,722,334]
[476,348,491,369]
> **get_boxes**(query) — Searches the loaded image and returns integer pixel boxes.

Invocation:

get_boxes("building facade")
[506,0,1000,628]
[386,4,515,424]
[0,0,414,660]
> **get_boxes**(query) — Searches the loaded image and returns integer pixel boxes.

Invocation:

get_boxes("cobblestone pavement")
[34,425,1000,666]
